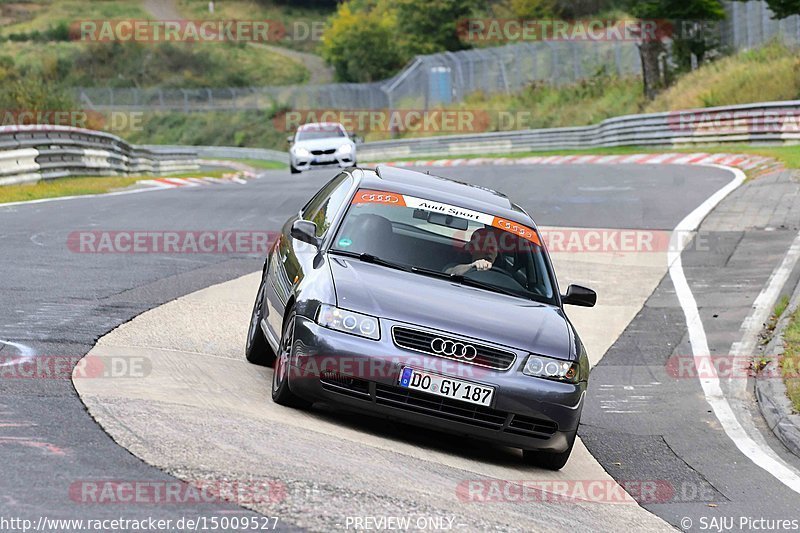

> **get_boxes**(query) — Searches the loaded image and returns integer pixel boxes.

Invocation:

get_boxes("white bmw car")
[288,122,357,174]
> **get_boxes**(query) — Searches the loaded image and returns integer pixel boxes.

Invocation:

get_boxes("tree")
[321,0,479,82]
[509,0,561,19]
[320,2,405,82]
[393,0,480,56]
[625,0,725,99]
[758,0,800,18]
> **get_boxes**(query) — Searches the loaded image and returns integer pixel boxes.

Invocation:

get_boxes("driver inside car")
[445,227,502,276]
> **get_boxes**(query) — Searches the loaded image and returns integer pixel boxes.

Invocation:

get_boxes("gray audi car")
[246,165,596,469]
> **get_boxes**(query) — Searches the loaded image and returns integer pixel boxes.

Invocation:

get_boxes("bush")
[321,0,480,82]
[321,2,405,82]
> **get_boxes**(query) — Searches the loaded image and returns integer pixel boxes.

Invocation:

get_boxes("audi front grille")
[391,326,516,370]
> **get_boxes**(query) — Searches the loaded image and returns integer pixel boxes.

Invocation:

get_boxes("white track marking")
[668,164,800,494]
[729,232,800,371]
[723,230,800,477]
[0,339,35,367]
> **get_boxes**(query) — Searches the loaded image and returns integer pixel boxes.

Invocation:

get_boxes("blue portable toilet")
[428,66,453,106]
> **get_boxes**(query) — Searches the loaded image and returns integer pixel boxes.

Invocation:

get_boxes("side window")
[303,173,353,237]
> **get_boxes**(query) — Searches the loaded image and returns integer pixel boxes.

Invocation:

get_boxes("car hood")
[293,138,354,151]
[329,257,573,359]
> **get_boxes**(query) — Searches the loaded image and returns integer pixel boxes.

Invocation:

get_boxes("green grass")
[0,39,307,88]
[766,295,793,342]
[646,42,800,111]
[0,0,148,36]
[0,0,309,88]
[176,0,334,53]
[0,170,226,204]
[776,295,791,320]
[368,74,644,142]
[369,42,800,144]
[783,309,800,412]
[121,110,289,149]
[0,175,145,203]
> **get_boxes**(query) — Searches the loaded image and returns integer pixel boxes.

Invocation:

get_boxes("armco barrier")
[0,125,198,186]
[355,100,800,161]
[140,145,290,165]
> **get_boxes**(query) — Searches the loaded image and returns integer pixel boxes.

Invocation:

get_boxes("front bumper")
[286,316,585,452]
[290,152,355,171]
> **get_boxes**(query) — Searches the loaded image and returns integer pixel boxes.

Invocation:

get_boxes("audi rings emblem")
[360,193,399,203]
[430,338,477,361]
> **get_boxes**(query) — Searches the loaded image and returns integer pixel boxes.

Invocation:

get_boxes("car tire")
[272,310,311,408]
[522,430,576,470]
[245,273,276,366]
[290,164,301,174]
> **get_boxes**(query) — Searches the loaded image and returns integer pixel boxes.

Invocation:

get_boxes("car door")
[264,172,354,336]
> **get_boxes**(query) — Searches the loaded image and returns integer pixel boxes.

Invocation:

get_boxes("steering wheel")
[488,266,517,280]
[466,266,519,285]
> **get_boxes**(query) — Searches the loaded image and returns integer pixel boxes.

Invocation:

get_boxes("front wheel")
[272,311,311,408]
[522,430,576,470]
[290,164,301,174]
[245,274,276,366]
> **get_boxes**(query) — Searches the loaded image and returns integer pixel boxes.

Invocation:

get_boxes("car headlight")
[316,304,380,340]
[523,354,580,383]
[336,144,353,154]
[293,147,311,158]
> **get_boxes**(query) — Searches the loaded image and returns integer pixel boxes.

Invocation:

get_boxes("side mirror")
[290,220,320,249]
[286,135,294,144]
[353,135,364,145]
[562,284,596,307]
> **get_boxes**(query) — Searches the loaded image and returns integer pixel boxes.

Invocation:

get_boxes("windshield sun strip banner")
[353,189,541,246]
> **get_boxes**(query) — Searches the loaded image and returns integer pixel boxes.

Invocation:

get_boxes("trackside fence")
[354,100,800,161]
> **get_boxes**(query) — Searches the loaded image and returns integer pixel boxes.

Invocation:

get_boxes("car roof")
[298,122,343,131]
[353,165,537,228]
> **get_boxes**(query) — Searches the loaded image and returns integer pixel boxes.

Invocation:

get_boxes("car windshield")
[331,189,557,304]
[296,127,346,141]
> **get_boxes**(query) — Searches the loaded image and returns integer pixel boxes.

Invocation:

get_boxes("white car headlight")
[336,144,353,154]
[316,304,380,340]
[523,354,580,383]
[293,147,311,158]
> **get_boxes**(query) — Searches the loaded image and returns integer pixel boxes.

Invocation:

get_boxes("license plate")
[314,156,334,163]
[398,367,494,407]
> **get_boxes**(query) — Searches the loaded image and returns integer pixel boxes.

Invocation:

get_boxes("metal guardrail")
[141,145,289,165]
[356,100,800,161]
[0,126,198,186]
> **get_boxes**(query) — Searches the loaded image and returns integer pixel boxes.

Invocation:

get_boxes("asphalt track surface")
[1,164,797,530]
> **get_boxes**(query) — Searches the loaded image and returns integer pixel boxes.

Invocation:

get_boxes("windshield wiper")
[409,266,522,299]
[453,275,522,299]
[329,251,531,301]
[328,249,412,272]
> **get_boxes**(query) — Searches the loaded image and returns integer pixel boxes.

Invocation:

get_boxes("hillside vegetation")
[379,42,800,141]
[0,0,309,88]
